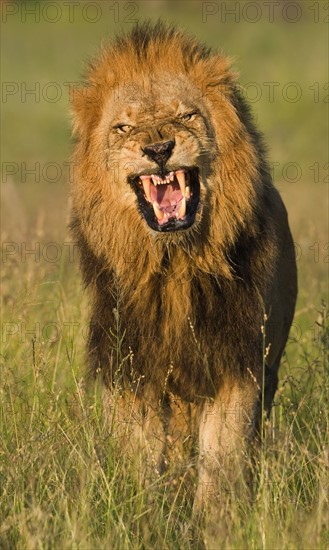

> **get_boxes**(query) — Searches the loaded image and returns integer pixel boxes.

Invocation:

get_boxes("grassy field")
[1,1,328,548]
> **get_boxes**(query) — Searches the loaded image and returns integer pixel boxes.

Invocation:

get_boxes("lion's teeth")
[176,170,186,194]
[153,202,164,221]
[178,197,186,219]
[185,186,191,199]
[141,177,151,201]
[151,175,157,185]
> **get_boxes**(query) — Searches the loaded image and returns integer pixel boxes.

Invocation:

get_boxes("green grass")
[1,249,328,548]
[1,1,328,548]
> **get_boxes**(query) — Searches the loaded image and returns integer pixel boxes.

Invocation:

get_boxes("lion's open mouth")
[131,168,200,232]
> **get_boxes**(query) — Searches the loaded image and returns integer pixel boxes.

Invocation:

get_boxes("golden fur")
[70,22,297,511]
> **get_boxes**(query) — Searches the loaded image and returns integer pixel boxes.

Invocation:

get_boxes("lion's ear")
[70,85,101,138]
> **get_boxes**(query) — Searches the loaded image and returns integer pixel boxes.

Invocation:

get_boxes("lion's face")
[102,74,215,232]
[72,27,256,244]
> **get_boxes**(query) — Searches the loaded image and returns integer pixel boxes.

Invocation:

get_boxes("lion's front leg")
[103,387,166,482]
[193,380,260,515]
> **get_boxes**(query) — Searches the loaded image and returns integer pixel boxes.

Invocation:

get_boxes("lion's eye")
[114,124,132,134]
[180,112,197,122]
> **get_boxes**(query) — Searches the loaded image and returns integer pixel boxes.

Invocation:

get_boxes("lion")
[70,22,297,513]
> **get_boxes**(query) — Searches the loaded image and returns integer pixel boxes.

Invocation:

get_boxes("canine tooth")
[153,202,164,221]
[185,186,191,199]
[178,197,186,219]
[176,170,186,194]
[141,177,151,201]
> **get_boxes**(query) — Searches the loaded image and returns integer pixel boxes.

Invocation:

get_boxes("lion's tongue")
[151,183,183,211]
[150,183,186,225]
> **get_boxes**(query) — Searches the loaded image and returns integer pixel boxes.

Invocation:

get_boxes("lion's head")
[72,22,264,244]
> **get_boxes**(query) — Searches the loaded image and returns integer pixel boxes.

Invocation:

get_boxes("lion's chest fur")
[116,248,264,400]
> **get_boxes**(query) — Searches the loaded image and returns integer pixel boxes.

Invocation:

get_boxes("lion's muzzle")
[130,167,200,232]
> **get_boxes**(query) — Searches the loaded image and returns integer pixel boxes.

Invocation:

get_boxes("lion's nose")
[142,140,175,166]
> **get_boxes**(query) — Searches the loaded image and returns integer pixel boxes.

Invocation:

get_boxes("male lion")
[70,22,297,512]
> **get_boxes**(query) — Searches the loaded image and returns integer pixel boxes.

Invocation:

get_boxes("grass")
[1,248,328,548]
[1,1,328,548]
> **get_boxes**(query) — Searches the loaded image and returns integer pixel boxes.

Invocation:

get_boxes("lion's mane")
[70,22,295,402]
